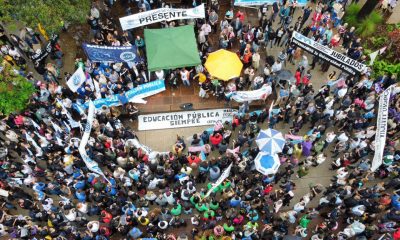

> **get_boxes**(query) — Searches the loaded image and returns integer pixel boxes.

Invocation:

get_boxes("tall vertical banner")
[119,4,205,30]
[371,86,393,172]
[79,101,110,183]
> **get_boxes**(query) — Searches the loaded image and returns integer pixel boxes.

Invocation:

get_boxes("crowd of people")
[0,0,400,239]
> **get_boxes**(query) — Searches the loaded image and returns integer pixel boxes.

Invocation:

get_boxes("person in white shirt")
[87,221,100,233]
[180,68,192,86]
[336,167,348,180]
[198,29,206,44]
[65,208,77,222]
[271,60,282,73]
[155,69,164,80]
[263,64,271,79]
[324,131,336,148]
[335,110,347,121]
[201,22,211,39]
[337,131,349,144]
[349,138,360,150]
[252,76,264,90]
[8,46,21,59]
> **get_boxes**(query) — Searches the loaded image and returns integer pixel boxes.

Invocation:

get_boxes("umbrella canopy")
[205,50,243,81]
[277,70,296,84]
[256,129,286,154]
[254,152,280,175]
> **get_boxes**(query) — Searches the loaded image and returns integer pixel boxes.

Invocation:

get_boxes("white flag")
[30,119,41,130]
[51,120,63,133]
[204,163,232,199]
[369,46,387,66]
[66,67,86,92]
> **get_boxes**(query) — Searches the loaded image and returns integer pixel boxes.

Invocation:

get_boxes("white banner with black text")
[138,108,238,130]
[291,31,367,75]
[119,4,205,30]
[371,86,392,172]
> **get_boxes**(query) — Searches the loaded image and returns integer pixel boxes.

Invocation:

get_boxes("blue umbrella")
[254,152,280,175]
[256,129,286,154]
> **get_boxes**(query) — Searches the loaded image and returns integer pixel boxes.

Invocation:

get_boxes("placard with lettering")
[119,4,205,30]
[291,31,367,75]
[138,109,238,130]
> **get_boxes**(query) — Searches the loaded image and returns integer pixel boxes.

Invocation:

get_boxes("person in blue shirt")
[75,189,86,202]
[391,189,400,210]
[230,196,242,207]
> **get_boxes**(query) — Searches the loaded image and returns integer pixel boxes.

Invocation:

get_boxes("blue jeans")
[182,79,190,86]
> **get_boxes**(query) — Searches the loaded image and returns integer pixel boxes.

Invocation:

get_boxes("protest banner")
[188,144,211,154]
[291,31,367,75]
[138,109,238,131]
[231,84,272,103]
[30,34,58,65]
[371,86,393,171]
[82,44,140,63]
[81,80,166,109]
[79,101,110,183]
[119,4,205,30]
[66,67,86,92]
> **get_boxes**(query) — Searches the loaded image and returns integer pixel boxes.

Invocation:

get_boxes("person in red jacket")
[210,132,223,150]
[101,210,113,223]
[295,68,302,86]
[187,154,201,166]
[232,115,240,130]
[394,228,400,240]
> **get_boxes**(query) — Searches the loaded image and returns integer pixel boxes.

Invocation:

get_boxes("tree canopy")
[0,0,91,34]
[0,63,36,116]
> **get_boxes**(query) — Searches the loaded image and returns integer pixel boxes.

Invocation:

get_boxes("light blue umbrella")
[256,128,285,154]
[254,152,280,175]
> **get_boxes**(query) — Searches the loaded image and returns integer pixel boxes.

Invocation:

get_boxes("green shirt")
[299,215,311,228]
[171,204,182,216]
[195,203,209,212]
[223,223,235,232]
[209,201,219,210]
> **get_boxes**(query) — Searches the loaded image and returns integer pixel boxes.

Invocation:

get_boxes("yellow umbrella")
[205,49,243,81]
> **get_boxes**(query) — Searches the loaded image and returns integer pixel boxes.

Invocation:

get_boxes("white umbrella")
[256,128,286,154]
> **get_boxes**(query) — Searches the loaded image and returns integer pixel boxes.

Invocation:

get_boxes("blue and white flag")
[82,43,140,63]
[231,84,272,103]
[66,67,86,92]
[81,79,166,109]
[78,101,111,183]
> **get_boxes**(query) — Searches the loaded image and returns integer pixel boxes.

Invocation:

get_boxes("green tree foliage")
[0,0,91,34]
[0,64,36,116]
[344,5,383,37]
[344,4,361,27]
[356,11,383,37]
[372,61,400,79]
